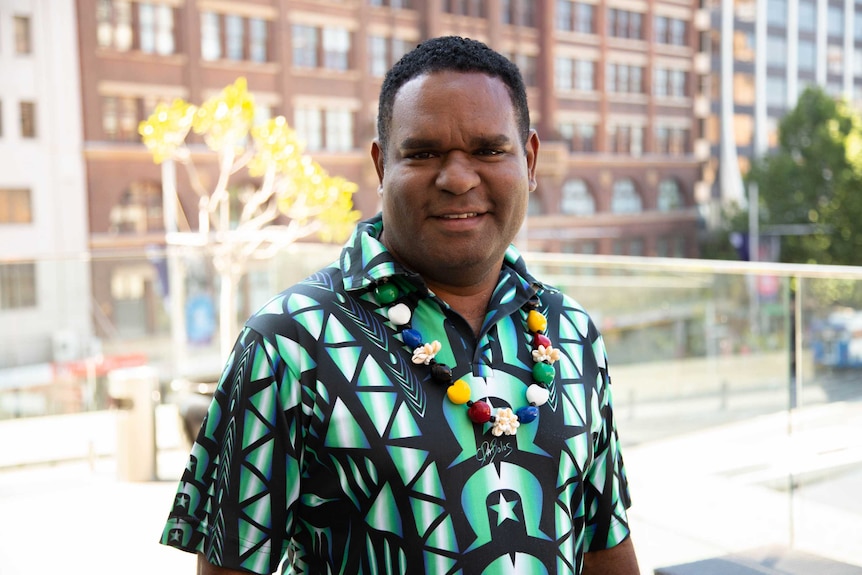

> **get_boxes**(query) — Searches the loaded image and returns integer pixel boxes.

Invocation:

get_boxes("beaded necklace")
[373,281,559,436]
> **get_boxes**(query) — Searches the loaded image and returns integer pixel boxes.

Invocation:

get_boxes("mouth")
[439,212,480,220]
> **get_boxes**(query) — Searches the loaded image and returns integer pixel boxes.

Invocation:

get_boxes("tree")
[745,86,862,265]
[139,78,360,360]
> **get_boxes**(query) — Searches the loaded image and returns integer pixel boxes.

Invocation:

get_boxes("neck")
[424,278,496,336]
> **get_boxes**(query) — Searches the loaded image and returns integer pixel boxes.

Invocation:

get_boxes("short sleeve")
[160,326,305,574]
[582,332,633,551]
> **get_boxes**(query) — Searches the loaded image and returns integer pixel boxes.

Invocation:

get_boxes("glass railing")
[1,247,861,571]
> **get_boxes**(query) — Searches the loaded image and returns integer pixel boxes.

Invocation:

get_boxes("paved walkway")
[1,399,861,574]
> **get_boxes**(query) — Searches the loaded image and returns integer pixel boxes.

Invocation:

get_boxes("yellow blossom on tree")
[138,98,196,164]
[248,116,306,177]
[192,77,255,153]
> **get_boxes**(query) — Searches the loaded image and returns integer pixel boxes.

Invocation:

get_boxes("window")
[767,0,786,26]
[799,0,817,32]
[856,11,862,40]
[557,0,573,30]
[20,102,36,138]
[575,3,595,33]
[654,68,685,97]
[97,1,174,53]
[201,12,221,60]
[576,124,596,152]
[657,179,683,211]
[225,15,244,60]
[608,125,643,155]
[0,189,32,224]
[828,45,844,75]
[295,107,322,150]
[102,95,140,141]
[799,40,816,71]
[369,36,389,76]
[855,48,862,77]
[249,18,268,62]
[611,179,642,213]
[445,0,485,16]
[767,35,787,66]
[502,0,536,26]
[607,63,644,93]
[323,28,351,70]
[511,53,537,86]
[109,181,163,233]
[608,9,643,39]
[325,109,354,151]
[138,3,174,55]
[655,16,686,45]
[733,30,755,62]
[14,15,32,54]
[293,25,318,68]
[766,76,787,107]
[370,0,415,7]
[575,60,595,91]
[295,106,354,151]
[561,179,595,215]
[828,5,843,37]
[656,236,685,257]
[0,263,37,309]
[555,57,574,90]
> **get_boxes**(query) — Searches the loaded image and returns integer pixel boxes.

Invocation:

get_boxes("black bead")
[430,362,453,383]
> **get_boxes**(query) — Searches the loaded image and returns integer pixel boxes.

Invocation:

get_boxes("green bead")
[532,362,555,384]
[374,283,399,305]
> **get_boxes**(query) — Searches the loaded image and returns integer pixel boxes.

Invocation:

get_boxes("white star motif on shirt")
[491,493,519,526]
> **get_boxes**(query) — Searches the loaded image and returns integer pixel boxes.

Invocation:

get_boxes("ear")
[525,130,540,193]
[370,140,385,195]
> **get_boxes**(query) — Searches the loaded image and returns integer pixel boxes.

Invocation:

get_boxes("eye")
[404,151,437,160]
[475,148,505,157]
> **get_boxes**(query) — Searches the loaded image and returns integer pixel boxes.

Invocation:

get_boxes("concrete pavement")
[1,397,861,574]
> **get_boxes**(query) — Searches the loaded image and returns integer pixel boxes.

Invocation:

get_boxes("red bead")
[467,401,492,423]
[533,333,551,348]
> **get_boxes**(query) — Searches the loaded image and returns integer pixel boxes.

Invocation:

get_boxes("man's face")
[371,71,539,288]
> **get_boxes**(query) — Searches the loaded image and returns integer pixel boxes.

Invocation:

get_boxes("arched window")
[611,179,642,213]
[560,179,595,215]
[658,179,683,211]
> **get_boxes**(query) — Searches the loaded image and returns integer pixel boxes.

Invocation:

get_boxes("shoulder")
[245,262,346,336]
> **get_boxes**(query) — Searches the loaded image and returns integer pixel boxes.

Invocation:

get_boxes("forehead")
[389,71,517,135]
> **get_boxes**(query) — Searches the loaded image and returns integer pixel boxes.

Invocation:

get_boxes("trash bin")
[108,366,158,481]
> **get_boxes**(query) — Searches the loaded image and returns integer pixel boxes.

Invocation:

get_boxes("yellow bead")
[447,379,472,405]
[527,310,547,333]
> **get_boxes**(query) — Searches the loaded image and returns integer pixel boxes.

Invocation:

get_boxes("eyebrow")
[398,134,514,151]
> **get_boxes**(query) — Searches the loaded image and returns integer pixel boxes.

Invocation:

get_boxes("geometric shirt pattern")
[161,214,631,574]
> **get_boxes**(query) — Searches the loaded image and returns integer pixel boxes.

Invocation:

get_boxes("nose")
[435,151,480,195]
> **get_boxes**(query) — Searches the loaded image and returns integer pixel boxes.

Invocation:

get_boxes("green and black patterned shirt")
[161,214,631,574]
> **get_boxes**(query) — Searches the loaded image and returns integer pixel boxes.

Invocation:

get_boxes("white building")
[0,0,91,370]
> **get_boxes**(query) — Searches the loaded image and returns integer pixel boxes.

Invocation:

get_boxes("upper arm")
[197,554,255,575]
[582,536,640,575]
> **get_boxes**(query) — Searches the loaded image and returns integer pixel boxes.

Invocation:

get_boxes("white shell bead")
[387,303,412,326]
[526,384,550,406]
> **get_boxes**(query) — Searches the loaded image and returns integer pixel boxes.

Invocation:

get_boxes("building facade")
[75,0,708,340]
[705,0,862,211]
[0,0,91,370]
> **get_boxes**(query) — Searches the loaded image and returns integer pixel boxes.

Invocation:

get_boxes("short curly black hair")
[376,36,530,158]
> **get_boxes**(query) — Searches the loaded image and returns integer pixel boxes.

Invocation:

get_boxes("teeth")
[441,213,478,219]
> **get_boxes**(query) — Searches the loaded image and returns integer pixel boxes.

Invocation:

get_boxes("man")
[161,36,639,574]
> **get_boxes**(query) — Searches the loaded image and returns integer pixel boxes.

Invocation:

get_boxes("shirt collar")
[339,213,543,297]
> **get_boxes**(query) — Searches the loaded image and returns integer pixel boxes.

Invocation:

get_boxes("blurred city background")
[2,0,862,573]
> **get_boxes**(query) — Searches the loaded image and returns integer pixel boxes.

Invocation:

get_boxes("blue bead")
[402,328,423,348]
[516,405,539,423]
